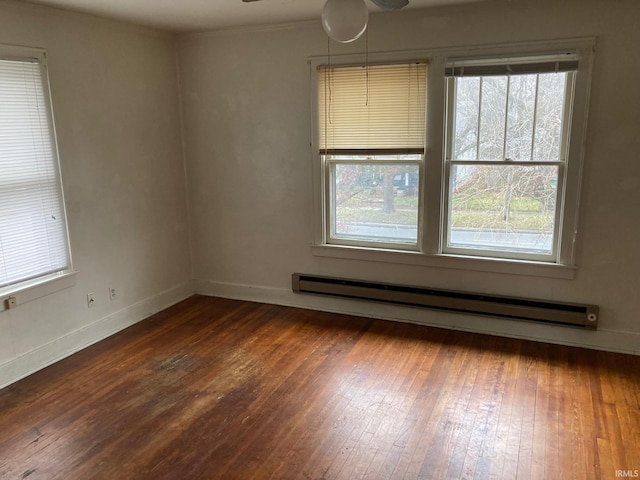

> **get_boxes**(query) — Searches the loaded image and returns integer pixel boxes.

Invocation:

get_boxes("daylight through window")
[312,40,592,272]
[444,55,578,261]
[0,49,71,292]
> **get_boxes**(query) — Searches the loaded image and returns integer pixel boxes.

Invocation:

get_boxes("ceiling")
[23,0,480,33]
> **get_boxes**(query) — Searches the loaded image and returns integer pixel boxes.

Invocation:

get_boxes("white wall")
[0,2,192,388]
[179,0,640,354]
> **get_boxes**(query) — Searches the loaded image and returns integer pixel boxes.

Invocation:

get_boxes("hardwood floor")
[0,295,638,479]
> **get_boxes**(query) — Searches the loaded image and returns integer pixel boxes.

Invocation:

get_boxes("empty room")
[1,0,639,478]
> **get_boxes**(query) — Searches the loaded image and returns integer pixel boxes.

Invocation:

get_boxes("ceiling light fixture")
[321,0,369,43]
[241,0,409,43]
[320,0,410,44]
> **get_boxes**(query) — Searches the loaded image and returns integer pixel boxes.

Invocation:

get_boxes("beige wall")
[0,2,192,387]
[179,0,640,353]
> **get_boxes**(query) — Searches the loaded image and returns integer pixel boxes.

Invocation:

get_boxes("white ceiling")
[23,0,479,33]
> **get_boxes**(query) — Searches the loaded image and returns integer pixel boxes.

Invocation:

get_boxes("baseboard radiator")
[292,273,598,329]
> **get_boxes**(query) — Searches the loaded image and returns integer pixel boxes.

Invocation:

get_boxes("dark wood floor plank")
[330,323,430,480]
[600,353,639,470]
[322,324,416,479]
[413,341,474,479]
[1,295,639,479]
[544,347,563,480]
[301,323,404,480]
[221,311,367,477]
[617,360,640,469]
[382,335,455,478]
[359,331,447,480]
[463,337,511,479]
[488,340,522,479]
[352,330,431,479]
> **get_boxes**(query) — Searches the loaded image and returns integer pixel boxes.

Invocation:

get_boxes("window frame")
[324,155,424,251]
[441,68,576,263]
[316,59,428,251]
[309,38,594,279]
[0,44,74,305]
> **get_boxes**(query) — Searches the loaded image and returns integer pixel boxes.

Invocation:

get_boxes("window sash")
[447,72,574,164]
[324,156,422,250]
[0,51,71,290]
[443,163,564,262]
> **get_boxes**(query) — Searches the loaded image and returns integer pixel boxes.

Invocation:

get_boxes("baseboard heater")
[292,273,598,329]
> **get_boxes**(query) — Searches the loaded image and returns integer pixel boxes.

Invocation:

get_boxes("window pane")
[505,75,537,161]
[453,72,570,163]
[478,76,507,161]
[332,163,419,244]
[533,73,568,161]
[453,77,479,160]
[448,164,558,254]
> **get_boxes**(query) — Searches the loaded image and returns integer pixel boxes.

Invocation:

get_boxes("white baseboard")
[0,280,194,390]
[194,278,640,356]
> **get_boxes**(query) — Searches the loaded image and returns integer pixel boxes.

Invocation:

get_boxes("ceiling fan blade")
[369,0,409,10]
[242,0,409,9]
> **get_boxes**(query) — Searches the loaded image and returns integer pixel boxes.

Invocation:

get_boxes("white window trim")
[441,68,576,264]
[309,37,595,280]
[324,156,423,251]
[0,44,75,309]
[0,271,77,312]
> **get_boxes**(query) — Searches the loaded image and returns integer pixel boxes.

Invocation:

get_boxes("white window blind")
[318,62,427,154]
[0,54,70,289]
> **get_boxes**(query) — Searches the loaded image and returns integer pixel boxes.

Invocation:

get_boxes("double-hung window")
[312,39,593,277]
[443,55,579,262]
[0,46,72,297]
[318,62,427,250]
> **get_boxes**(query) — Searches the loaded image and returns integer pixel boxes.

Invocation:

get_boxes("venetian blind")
[318,62,427,155]
[0,56,69,289]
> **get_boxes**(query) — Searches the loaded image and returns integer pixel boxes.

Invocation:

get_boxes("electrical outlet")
[87,292,96,308]
[109,287,117,301]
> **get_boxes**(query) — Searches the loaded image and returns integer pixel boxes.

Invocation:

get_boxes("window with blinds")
[0,51,71,292]
[317,61,427,249]
[311,41,593,270]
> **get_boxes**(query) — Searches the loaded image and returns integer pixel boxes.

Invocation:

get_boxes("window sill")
[0,271,78,312]
[310,244,576,280]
